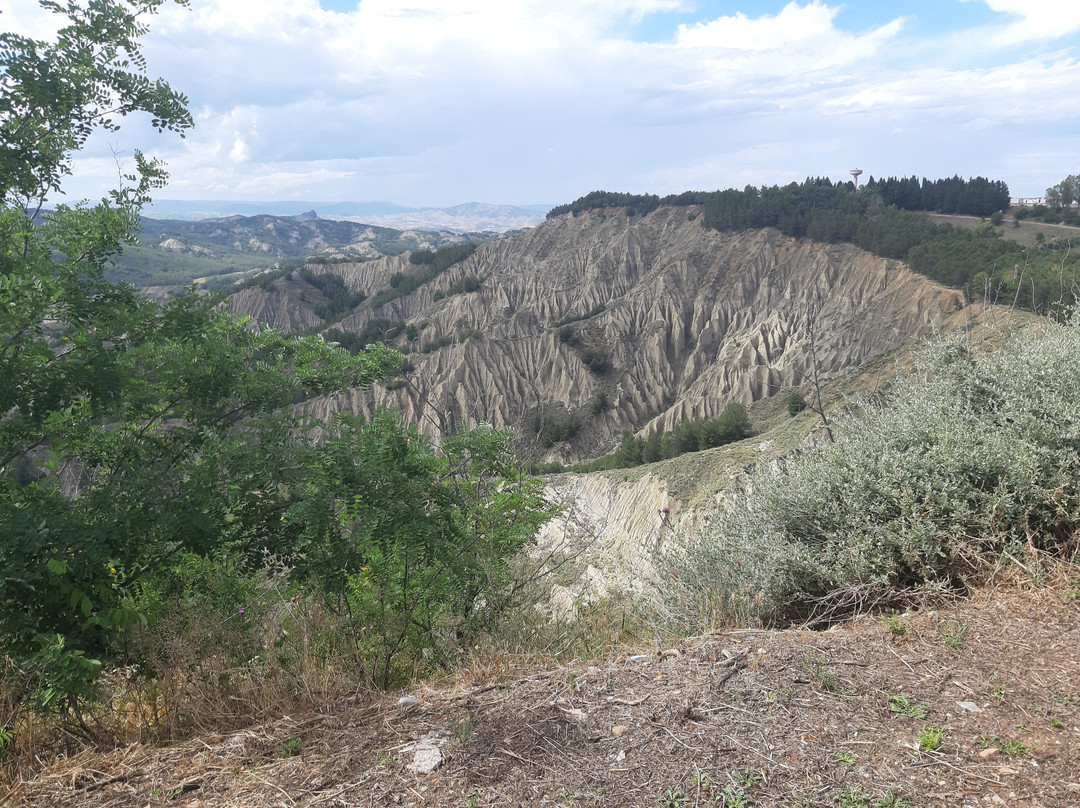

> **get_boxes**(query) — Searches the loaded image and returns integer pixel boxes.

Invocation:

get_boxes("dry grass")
[927,212,1080,248]
[5,569,1079,807]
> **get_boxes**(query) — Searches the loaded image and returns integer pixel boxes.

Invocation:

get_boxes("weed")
[887,694,928,719]
[983,673,1015,702]
[833,750,856,765]
[376,747,396,767]
[660,787,690,807]
[560,792,580,806]
[692,773,713,792]
[1051,717,1065,728]
[449,709,475,744]
[918,725,944,752]
[0,726,12,759]
[979,734,1034,755]
[804,651,840,692]
[787,789,813,807]
[466,787,484,807]
[766,685,793,703]
[936,619,972,649]
[834,786,870,807]
[277,735,302,758]
[717,785,753,807]
[880,614,908,637]
[1051,691,1079,709]
[733,768,763,789]
[872,790,913,808]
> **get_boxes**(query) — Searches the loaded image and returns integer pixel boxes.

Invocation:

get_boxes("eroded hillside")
[231,206,975,460]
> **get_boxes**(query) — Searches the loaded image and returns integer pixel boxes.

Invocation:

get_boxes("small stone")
[957,701,982,713]
[612,724,628,736]
[990,795,1007,807]
[998,767,1019,776]
[397,696,421,711]
[406,745,443,774]
[979,747,1000,759]
[557,706,587,723]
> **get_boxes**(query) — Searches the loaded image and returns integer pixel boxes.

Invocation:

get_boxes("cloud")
[960,0,1080,46]
[8,0,1080,203]
[673,1,905,73]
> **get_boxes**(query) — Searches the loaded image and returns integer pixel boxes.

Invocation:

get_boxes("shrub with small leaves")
[657,319,1080,630]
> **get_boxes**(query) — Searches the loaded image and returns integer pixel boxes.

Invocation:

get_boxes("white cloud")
[673,1,905,72]
[960,0,1080,46]
[8,0,1080,203]
[229,133,250,163]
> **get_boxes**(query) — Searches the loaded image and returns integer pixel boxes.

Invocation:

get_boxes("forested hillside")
[548,178,1075,317]
[106,214,490,290]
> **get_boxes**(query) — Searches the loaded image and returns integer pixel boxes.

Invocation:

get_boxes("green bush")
[530,411,580,448]
[579,347,611,374]
[575,403,751,471]
[786,391,808,416]
[420,334,454,353]
[659,320,1080,629]
[588,391,611,415]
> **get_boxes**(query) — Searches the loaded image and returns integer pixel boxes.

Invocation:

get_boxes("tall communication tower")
[850,168,863,189]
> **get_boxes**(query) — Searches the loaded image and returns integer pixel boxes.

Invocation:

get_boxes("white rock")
[406,745,443,774]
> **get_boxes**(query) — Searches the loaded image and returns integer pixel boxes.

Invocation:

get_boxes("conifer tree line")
[552,176,1078,318]
[864,175,1010,216]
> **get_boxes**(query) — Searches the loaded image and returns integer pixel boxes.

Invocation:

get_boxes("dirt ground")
[4,577,1079,808]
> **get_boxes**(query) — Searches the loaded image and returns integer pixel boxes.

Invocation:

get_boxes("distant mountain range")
[144,200,551,233]
[108,212,497,292]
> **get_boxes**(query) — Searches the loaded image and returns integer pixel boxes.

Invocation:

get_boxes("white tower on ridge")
[850,168,863,189]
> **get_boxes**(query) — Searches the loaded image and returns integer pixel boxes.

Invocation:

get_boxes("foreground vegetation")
[659,316,1080,630]
[0,0,554,758]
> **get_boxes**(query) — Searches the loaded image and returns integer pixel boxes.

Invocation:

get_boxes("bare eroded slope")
[231,206,974,460]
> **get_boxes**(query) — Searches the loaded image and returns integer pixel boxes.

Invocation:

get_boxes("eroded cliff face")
[230,206,971,458]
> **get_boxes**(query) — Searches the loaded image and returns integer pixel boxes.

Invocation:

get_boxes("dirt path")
[5,579,1079,807]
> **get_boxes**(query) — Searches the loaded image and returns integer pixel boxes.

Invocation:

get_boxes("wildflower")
[660,506,670,514]
[238,608,245,615]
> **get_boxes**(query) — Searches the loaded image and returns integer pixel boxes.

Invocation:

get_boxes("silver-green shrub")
[660,318,1080,628]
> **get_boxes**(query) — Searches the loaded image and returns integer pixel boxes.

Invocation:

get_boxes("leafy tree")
[0,0,407,712]
[786,391,808,416]
[1046,174,1079,210]
[2,1,556,715]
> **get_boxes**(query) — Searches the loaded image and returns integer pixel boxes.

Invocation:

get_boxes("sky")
[4,0,1080,208]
